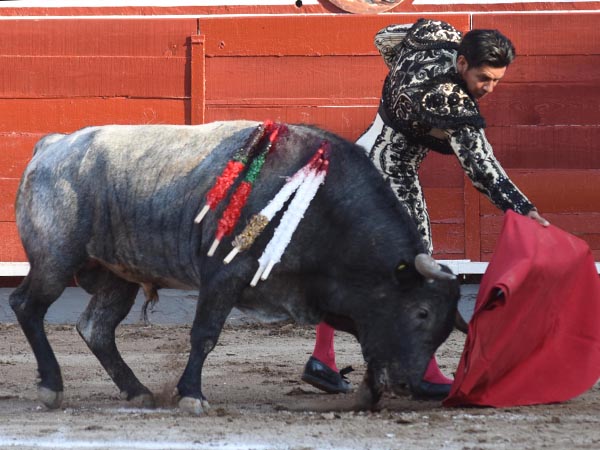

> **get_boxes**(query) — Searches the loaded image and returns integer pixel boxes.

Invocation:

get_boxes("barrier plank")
[0,180,18,222]
[200,14,470,57]
[486,126,600,170]
[505,55,600,84]
[205,105,378,141]
[432,223,465,258]
[425,188,464,223]
[478,170,600,259]
[0,98,186,133]
[0,19,198,57]
[481,213,600,260]
[419,153,464,188]
[0,56,187,99]
[206,56,385,102]
[480,170,600,214]
[472,13,600,56]
[481,84,600,126]
[0,223,25,262]
[0,133,41,177]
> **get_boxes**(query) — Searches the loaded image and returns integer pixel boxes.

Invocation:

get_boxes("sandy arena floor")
[1,318,600,450]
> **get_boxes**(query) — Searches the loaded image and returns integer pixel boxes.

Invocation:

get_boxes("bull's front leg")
[175,275,239,415]
[354,362,384,411]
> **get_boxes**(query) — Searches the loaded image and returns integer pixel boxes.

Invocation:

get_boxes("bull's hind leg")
[9,269,71,409]
[76,269,154,407]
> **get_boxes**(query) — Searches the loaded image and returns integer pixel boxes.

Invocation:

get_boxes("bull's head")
[349,253,461,410]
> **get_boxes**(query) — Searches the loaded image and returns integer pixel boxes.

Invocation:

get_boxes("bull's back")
[16,122,259,275]
[81,122,256,191]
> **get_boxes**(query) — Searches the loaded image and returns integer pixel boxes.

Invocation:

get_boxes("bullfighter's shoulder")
[403,18,462,51]
[416,81,485,130]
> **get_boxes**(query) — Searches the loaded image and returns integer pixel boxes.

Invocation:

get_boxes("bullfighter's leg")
[9,267,72,409]
[302,322,353,394]
[75,270,154,407]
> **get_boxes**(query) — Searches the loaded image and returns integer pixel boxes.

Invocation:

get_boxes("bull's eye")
[417,308,429,320]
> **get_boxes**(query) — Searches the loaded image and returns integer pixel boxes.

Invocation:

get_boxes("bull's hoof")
[38,386,63,409]
[128,393,156,409]
[179,396,211,415]
[352,381,376,411]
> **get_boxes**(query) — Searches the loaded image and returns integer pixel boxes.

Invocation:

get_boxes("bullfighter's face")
[457,54,507,100]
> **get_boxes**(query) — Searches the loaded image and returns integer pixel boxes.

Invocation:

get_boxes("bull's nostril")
[418,309,429,319]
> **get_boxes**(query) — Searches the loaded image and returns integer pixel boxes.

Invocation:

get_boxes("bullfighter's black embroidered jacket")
[361,18,535,253]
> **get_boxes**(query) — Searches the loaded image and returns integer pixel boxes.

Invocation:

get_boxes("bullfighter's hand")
[527,209,550,227]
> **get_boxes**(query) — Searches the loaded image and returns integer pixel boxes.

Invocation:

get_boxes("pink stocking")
[423,355,453,384]
[311,322,338,372]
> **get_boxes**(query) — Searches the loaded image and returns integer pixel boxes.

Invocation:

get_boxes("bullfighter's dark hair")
[458,29,516,68]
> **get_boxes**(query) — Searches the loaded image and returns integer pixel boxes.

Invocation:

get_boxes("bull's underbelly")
[95,259,197,291]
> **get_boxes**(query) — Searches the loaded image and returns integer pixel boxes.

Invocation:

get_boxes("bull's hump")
[72,122,249,194]
[88,121,259,174]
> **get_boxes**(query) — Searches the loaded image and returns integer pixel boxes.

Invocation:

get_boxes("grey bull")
[9,120,460,414]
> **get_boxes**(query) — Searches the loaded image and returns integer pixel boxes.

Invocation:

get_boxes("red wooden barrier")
[0,11,598,266]
[471,13,600,261]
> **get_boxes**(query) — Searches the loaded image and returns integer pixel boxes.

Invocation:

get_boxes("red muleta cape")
[444,210,600,407]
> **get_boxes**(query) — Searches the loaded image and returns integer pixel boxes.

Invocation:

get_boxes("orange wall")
[0,10,599,262]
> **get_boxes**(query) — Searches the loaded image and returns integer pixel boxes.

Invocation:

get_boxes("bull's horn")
[414,254,456,281]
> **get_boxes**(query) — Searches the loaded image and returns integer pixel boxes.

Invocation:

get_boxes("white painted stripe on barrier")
[438,260,488,275]
[414,0,595,3]
[0,262,30,276]
[0,0,319,7]
[439,260,600,275]
[1,0,594,6]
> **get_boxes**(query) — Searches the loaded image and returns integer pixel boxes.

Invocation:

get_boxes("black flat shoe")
[412,380,452,400]
[301,356,353,394]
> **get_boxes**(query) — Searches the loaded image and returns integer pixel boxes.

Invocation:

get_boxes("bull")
[9,120,460,414]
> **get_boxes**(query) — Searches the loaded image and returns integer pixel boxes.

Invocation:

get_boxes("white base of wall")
[1,260,599,277]
[440,260,600,275]
[0,263,30,277]
[438,260,489,275]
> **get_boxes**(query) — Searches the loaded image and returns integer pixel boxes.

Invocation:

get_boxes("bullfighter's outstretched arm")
[446,125,536,215]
